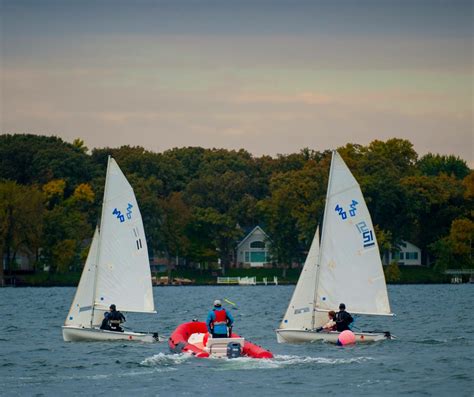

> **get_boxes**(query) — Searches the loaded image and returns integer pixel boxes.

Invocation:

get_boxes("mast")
[311,150,335,329]
[90,156,111,327]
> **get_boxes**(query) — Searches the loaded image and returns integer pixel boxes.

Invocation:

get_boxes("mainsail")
[315,151,391,316]
[64,157,155,330]
[93,157,155,314]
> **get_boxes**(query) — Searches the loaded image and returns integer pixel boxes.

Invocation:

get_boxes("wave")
[411,338,448,345]
[140,352,191,367]
[140,352,374,370]
[211,354,375,370]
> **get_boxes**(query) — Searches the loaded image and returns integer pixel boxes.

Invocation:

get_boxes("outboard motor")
[226,342,242,359]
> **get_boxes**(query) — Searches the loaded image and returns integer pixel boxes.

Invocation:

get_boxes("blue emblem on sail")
[335,204,347,220]
[126,203,133,219]
[113,203,133,223]
[349,200,358,216]
[112,208,125,223]
[336,200,359,220]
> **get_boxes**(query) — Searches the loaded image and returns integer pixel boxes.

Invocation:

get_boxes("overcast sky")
[1,0,472,165]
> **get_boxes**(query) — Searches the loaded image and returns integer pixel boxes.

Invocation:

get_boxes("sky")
[1,0,473,165]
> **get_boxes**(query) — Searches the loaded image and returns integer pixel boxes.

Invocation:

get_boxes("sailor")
[100,304,126,332]
[335,303,353,332]
[206,300,234,338]
[316,310,337,332]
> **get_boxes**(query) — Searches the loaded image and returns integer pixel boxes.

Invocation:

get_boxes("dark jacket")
[335,310,353,332]
[108,310,126,324]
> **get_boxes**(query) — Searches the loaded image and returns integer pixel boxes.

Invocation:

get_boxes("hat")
[213,299,222,307]
[339,303,346,310]
[110,304,116,310]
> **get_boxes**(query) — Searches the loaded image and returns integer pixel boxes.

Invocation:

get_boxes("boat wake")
[213,354,375,370]
[140,352,191,367]
[140,352,374,371]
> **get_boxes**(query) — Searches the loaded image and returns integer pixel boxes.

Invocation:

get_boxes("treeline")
[0,134,472,282]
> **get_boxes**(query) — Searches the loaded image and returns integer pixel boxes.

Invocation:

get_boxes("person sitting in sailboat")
[100,304,126,332]
[206,300,234,338]
[335,303,353,332]
[316,310,337,332]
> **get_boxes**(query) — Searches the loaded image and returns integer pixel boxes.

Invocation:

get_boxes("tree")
[42,179,66,209]
[418,153,470,179]
[401,174,466,263]
[159,192,191,280]
[40,180,94,274]
[0,134,97,188]
[449,218,474,268]
[430,218,474,271]
[41,204,91,273]
[384,261,401,283]
[0,181,44,284]
[186,208,240,274]
[259,159,328,274]
[352,139,417,243]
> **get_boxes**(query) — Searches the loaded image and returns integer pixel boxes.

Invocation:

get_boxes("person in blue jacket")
[206,300,234,338]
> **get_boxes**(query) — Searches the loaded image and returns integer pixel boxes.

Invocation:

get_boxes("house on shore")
[235,226,272,268]
[383,241,422,266]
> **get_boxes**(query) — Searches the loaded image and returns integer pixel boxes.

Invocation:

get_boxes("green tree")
[430,218,474,271]
[449,218,474,268]
[159,192,191,280]
[352,139,417,242]
[418,153,470,179]
[0,181,44,284]
[259,155,330,275]
[384,261,401,283]
[402,174,466,263]
[0,134,97,188]
[186,208,240,274]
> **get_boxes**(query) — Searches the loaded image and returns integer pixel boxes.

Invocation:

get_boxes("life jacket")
[212,308,228,326]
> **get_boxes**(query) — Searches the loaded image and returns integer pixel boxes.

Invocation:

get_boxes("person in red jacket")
[206,300,234,338]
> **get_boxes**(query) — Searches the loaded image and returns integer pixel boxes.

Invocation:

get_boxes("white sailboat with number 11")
[276,151,394,344]
[62,156,159,342]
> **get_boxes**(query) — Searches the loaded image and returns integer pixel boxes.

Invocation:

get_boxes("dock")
[217,276,278,286]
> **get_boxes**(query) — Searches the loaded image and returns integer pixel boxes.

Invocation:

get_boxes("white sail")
[93,157,155,314]
[315,151,391,315]
[278,227,327,330]
[65,228,104,327]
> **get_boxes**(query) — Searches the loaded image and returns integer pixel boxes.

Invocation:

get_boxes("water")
[1,285,473,396]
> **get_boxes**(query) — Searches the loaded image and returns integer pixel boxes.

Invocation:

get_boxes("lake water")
[1,285,473,396]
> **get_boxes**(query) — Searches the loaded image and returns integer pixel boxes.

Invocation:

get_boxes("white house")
[236,226,272,268]
[384,241,422,266]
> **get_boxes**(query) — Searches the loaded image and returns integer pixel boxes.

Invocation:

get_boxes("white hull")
[276,328,391,344]
[62,326,158,343]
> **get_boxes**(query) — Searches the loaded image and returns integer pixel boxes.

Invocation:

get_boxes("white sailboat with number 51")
[62,156,159,343]
[276,151,394,344]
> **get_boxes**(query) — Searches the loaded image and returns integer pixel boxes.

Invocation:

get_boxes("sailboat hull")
[62,326,158,343]
[276,328,391,344]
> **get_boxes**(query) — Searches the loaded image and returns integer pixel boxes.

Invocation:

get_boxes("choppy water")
[0,284,473,396]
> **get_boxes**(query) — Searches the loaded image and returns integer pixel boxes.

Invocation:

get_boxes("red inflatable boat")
[169,321,273,359]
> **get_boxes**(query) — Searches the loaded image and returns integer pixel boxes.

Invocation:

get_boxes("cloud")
[235,92,334,105]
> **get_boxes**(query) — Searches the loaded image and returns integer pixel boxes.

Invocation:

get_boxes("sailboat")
[276,151,393,343]
[62,157,158,343]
